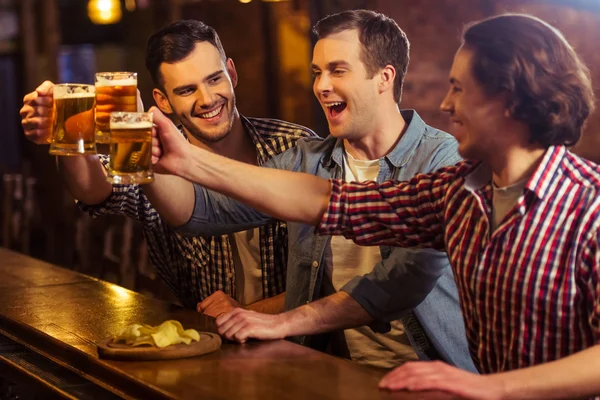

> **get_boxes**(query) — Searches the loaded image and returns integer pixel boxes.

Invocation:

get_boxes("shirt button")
[312,261,318,268]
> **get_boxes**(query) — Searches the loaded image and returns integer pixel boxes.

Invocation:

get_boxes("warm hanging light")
[87,0,123,25]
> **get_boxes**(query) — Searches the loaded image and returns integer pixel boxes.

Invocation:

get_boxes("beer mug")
[95,72,138,144]
[107,111,153,184]
[49,84,96,156]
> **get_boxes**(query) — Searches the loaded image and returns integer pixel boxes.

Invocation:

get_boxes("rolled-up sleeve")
[341,247,450,332]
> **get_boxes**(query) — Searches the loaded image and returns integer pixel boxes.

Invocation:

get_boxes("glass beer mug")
[49,83,96,156]
[107,111,154,184]
[95,72,138,144]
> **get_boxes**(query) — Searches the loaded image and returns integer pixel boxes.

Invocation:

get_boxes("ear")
[377,65,396,96]
[226,58,238,88]
[153,88,173,115]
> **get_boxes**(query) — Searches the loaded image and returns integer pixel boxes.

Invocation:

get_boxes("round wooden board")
[97,332,222,361]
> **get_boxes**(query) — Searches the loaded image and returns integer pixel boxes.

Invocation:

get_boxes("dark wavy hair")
[145,20,227,90]
[462,14,594,147]
[313,9,410,104]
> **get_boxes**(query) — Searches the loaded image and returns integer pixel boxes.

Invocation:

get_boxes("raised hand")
[20,80,55,144]
[149,106,194,175]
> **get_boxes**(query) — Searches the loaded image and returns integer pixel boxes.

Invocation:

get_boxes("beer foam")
[96,78,137,87]
[54,91,96,99]
[110,121,152,129]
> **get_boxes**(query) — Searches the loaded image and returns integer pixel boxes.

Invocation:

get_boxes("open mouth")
[196,104,225,121]
[325,102,347,119]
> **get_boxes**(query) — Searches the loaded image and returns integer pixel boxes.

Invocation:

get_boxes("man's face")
[440,46,508,161]
[311,29,381,140]
[157,41,237,144]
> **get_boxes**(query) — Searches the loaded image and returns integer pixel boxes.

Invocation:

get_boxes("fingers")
[378,361,458,392]
[136,89,144,112]
[21,84,54,145]
[36,80,55,96]
[197,293,218,313]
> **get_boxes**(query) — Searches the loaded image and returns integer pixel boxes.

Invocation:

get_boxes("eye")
[451,85,461,93]
[177,88,194,96]
[311,71,321,79]
[209,76,221,84]
[332,69,345,76]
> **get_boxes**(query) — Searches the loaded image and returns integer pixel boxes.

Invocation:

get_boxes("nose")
[440,89,454,114]
[313,73,332,98]
[195,85,217,108]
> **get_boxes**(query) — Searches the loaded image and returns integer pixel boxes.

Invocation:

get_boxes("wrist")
[486,372,511,400]
[278,312,294,338]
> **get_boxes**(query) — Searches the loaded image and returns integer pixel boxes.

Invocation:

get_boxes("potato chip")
[113,320,201,348]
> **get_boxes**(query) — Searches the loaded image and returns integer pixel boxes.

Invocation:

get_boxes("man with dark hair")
[151,13,600,398]
[19,20,315,316]
[151,10,475,371]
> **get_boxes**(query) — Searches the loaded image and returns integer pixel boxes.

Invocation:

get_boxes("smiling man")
[19,20,315,317]
[154,10,475,372]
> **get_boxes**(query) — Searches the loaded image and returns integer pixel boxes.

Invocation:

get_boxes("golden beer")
[49,84,96,156]
[107,112,153,184]
[95,72,138,144]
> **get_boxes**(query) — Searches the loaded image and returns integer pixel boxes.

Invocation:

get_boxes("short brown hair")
[463,14,594,147]
[313,10,410,104]
[145,20,227,90]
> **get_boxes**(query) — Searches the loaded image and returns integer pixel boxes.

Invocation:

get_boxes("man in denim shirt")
[156,10,475,372]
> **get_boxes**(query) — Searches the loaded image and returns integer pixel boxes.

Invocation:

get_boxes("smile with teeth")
[325,101,347,119]
[197,105,224,119]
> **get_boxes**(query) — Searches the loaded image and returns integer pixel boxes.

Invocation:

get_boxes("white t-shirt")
[323,150,418,368]
[229,228,263,306]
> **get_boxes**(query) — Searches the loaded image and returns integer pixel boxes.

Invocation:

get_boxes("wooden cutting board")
[97,332,222,361]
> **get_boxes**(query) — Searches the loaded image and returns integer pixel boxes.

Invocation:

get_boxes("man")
[152,10,475,371]
[150,13,600,398]
[19,20,315,316]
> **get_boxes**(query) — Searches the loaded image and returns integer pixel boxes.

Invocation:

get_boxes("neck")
[489,143,546,188]
[344,104,406,160]
[186,110,257,165]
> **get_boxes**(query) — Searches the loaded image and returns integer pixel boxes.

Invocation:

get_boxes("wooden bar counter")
[0,248,457,399]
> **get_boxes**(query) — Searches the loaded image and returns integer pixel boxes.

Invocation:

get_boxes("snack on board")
[113,320,201,348]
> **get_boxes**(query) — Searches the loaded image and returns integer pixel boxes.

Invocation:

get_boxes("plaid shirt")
[80,116,315,309]
[318,145,600,373]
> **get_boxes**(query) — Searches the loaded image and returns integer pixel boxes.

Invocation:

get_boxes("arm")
[151,107,331,226]
[341,248,449,326]
[215,291,372,343]
[246,292,285,314]
[20,81,112,204]
[21,82,194,225]
[152,106,455,247]
[177,137,321,236]
[379,345,600,400]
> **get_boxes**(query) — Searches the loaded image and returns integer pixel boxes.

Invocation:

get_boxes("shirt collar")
[525,145,566,200]
[462,146,566,201]
[328,109,427,168]
[239,114,268,164]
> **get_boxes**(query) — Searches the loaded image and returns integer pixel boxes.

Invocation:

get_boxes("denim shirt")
[179,110,477,372]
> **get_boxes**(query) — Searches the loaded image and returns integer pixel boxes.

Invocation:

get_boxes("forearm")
[143,174,195,227]
[57,156,112,205]
[281,292,374,337]
[492,344,600,399]
[246,292,285,315]
[180,146,331,225]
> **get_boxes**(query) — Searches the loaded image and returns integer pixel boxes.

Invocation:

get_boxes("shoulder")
[561,150,600,191]
[246,117,317,139]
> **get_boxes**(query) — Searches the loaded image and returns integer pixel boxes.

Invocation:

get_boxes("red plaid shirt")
[318,146,600,373]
